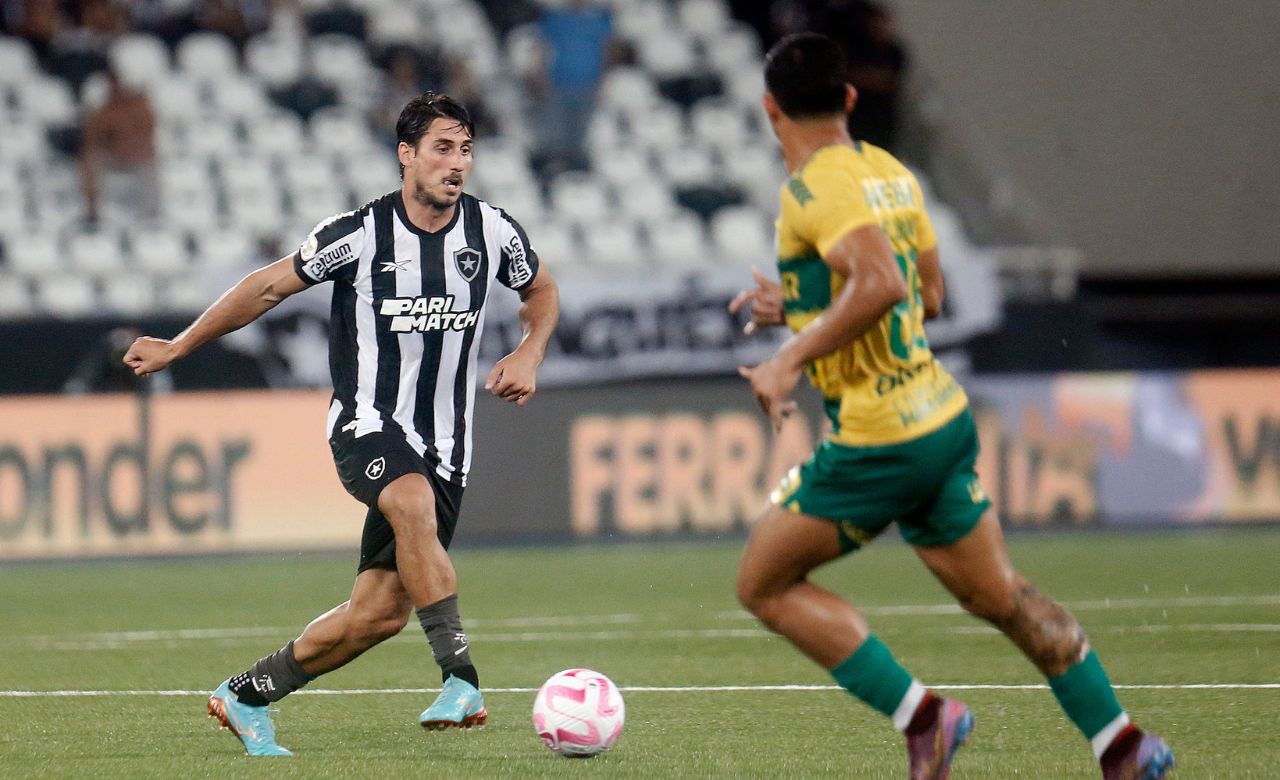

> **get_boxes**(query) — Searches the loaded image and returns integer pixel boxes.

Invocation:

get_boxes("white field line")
[716,593,1280,620]
[1,683,1277,698]
[20,622,1280,653]
[8,594,1279,652]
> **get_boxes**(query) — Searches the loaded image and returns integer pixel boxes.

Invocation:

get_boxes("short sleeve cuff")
[815,215,879,257]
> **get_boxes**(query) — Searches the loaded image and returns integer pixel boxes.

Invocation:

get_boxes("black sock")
[416,594,479,689]
[228,640,316,706]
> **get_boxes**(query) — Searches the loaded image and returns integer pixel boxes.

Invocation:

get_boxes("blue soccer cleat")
[207,680,293,756]
[419,675,488,731]
[1102,728,1175,780]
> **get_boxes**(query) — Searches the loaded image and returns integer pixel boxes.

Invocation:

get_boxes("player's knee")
[379,485,438,535]
[736,577,782,626]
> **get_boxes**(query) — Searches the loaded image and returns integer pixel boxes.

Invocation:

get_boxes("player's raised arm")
[123,255,308,376]
[486,263,560,406]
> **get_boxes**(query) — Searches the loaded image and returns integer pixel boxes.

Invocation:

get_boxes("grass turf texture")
[1,528,1277,778]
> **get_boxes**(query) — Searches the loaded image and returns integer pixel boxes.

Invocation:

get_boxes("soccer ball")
[532,668,625,757]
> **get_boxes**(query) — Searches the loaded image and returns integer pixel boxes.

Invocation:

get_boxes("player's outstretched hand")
[486,350,539,406]
[738,357,800,433]
[728,267,785,335]
[122,336,179,376]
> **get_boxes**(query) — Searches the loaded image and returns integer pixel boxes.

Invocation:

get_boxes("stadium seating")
[0,0,990,320]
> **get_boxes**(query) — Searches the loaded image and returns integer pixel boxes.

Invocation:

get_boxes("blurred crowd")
[730,0,907,150]
[2,0,908,225]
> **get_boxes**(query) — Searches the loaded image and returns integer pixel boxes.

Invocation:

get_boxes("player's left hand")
[738,356,801,433]
[486,350,539,406]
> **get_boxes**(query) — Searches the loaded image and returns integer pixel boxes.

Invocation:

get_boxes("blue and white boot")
[419,675,487,731]
[207,679,293,756]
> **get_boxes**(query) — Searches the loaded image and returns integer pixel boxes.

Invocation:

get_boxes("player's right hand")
[122,336,179,376]
[728,267,785,335]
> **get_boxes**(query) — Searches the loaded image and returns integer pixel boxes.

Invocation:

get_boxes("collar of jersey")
[394,190,463,237]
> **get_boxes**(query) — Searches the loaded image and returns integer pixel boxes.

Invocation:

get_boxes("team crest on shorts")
[453,247,481,282]
[365,457,386,480]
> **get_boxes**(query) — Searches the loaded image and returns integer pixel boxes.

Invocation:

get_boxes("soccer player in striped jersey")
[730,35,1173,780]
[124,93,560,756]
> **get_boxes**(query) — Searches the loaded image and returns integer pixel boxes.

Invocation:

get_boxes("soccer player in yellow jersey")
[731,34,1173,780]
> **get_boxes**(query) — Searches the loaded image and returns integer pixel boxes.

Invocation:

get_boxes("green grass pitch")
[1,528,1277,778]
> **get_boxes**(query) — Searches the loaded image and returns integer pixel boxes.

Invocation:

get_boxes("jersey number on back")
[888,249,929,362]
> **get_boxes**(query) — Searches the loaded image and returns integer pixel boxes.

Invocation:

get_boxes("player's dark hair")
[764,33,849,120]
[396,92,474,179]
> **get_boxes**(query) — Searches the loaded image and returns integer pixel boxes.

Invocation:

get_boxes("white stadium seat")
[19,76,76,128]
[614,0,671,42]
[34,273,97,319]
[148,75,204,123]
[110,34,172,90]
[648,209,710,268]
[678,0,732,40]
[195,230,257,271]
[0,38,37,86]
[691,98,752,150]
[367,4,424,47]
[5,233,63,274]
[636,31,699,81]
[615,179,678,221]
[526,221,577,271]
[128,228,189,274]
[711,205,773,263]
[657,144,717,188]
[214,78,271,120]
[597,67,660,115]
[629,101,685,151]
[245,35,304,89]
[585,218,646,269]
[68,232,126,274]
[706,22,762,76]
[101,275,158,316]
[550,172,613,227]
[593,147,651,188]
[177,33,240,82]
[0,276,33,317]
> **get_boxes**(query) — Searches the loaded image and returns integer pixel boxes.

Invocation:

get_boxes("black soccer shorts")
[329,428,465,573]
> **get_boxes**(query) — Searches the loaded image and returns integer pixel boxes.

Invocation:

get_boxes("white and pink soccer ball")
[532,668,625,757]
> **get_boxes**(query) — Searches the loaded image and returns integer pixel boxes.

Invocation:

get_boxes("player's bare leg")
[737,506,972,779]
[915,510,1173,778]
[736,506,864,666]
[377,474,458,605]
[291,568,413,675]
[377,473,486,730]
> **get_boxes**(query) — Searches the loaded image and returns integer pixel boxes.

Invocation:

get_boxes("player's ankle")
[905,692,940,735]
[1099,724,1141,765]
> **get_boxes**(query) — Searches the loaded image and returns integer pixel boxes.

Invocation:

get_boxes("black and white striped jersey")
[293,190,539,486]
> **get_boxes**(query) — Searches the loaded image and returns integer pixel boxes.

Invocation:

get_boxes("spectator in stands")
[371,49,433,142]
[54,0,127,54]
[531,0,612,172]
[79,69,158,225]
[820,1,908,151]
[194,0,269,49]
[3,0,64,60]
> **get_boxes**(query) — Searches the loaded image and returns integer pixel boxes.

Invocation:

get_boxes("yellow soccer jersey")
[775,142,968,446]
